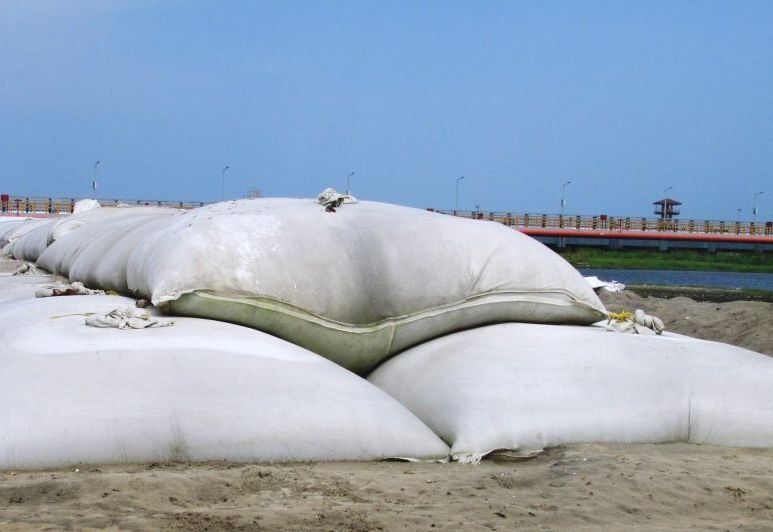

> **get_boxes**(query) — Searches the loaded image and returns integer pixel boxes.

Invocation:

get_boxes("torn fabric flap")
[85,307,174,329]
[36,281,105,298]
[13,263,46,276]
[317,188,358,211]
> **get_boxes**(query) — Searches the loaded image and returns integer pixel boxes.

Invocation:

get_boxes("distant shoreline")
[623,284,773,303]
[560,248,773,274]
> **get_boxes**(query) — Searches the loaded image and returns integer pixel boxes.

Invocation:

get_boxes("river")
[578,269,773,291]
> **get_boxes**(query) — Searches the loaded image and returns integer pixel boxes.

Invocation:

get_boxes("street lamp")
[454,176,466,215]
[560,180,572,216]
[663,185,673,221]
[346,172,355,195]
[753,191,764,225]
[221,165,230,201]
[92,161,100,195]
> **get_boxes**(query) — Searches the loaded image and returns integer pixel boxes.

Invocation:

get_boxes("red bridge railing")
[430,210,773,237]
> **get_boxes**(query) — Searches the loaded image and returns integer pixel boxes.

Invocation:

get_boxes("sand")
[1,444,772,530]
[600,289,773,356]
[2,282,773,529]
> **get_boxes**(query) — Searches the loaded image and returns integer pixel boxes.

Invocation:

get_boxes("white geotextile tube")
[369,323,773,462]
[0,294,450,468]
[0,218,50,249]
[33,197,607,374]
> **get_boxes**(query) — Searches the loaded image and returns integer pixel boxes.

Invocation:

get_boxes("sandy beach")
[1,442,772,530]
[1,288,772,530]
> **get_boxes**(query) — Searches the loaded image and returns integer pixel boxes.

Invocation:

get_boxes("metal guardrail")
[1,195,771,237]
[0,195,208,216]
[430,209,773,237]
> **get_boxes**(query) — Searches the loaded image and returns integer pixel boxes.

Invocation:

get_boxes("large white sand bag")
[369,323,773,462]
[38,198,605,374]
[0,295,449,469]
[0,218,53,255]
[37,207,181,290]
[4,219,58,261]
[7,206,180,265]
[0,219,27,242]
[44,204,179,247]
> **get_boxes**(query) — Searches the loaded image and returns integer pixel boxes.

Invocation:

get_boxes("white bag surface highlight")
[44,204,179,247]
[37,198,606,374]
[0,219,27,245]
[2,219,56,260]
[6,222,56,262]
[6,206,180,266]
[369,323,773,462]
[0,218,49,249]
[0,295,449,469]
[38,210,179,292]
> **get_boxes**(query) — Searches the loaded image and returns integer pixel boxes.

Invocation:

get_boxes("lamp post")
[663,185,673,221]
[560,180,572,217]
[454,176,465,215]
[346,172,355,195]
[753,191,764,226]
[92,161,100,195]
[221,165,230,201]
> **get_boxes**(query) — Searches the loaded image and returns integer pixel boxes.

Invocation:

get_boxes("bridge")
[431,210,773,252]
[2,194,772,252]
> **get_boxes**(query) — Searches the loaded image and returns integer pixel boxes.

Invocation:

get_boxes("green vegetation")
[558,248,773,273]
[625,285,773,303]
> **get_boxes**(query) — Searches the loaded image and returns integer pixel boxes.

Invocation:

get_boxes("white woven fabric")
[370,323,773,462]
[0,294,449,468]
[34,198,606,373]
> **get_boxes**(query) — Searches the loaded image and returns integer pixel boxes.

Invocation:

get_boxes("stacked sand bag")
[8,205,180,264]
[3,218,57,261]
[32,198,607,373]
[369,323,773,462]
[38,207,182,289]
[0,218,27,241]
[4,195,773,465]
[0,294,449,469]
[0,217,51,253]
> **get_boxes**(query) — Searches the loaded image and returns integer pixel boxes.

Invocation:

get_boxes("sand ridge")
[600,289,773,356]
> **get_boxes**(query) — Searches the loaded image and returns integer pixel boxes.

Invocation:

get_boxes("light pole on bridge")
[753,191,764,225]
[92,161,100,196]
[221,165,230,201]
[454,176,466,215]
[560,180,572,217]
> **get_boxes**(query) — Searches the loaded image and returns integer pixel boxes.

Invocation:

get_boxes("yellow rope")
[608,310,633,323]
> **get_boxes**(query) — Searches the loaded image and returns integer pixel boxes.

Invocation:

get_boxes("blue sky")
[1,0,771,220]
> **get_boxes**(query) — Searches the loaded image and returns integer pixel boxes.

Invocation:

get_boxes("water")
[578,268,773,291]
